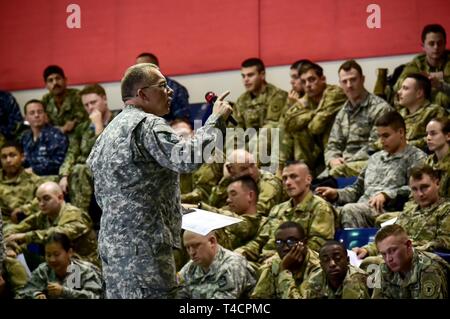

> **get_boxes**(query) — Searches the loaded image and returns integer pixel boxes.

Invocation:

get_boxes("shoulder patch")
[421,273,440,298]
[217,274,228,288]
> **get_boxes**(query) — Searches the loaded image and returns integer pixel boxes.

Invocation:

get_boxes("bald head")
[227,149,256,164]
[183,230,218,271]
[226,149,259,181]
[37,181,64,197]
[36,182,65,217]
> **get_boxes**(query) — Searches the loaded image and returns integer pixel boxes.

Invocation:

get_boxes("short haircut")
[230,175,259,197]
[121,63,159,102]
[241,58,265,72]
[170,118,192,129]
[319,240,347,256]
[136,52,159,66]
[0,140,24,154]
[429,117,450,135]
[45,232,72,252]
[79,83,107,97]
[43,65,65,82]
[375,224,408,244]
[338,59,363,76]
[405,73,432,100]
[276,221,306,240]
[409,164,441,182]
[375,110,406,132]
[284,160,311,175]
[24,99,45,114]
[298,62,324,77]
[421,24,447,43]
[291,59,313,71]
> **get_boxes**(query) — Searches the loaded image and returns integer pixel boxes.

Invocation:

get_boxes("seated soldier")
[251,221,321,299]
[372,224,449,299]
[4,182,99,267]
[301,240,369,299]
[397,73,447,150]
[21,99,68,176]
[425,117,450,197]
[18,233,102,299]
[235,161,335,267]
[353,165,450,262]
[208,149,283,216]
[178,230,255,299]
[316,111,426,228]
[0,141,43,225]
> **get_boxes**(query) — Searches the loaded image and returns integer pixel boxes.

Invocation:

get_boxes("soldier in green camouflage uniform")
[41,65,88,135]
[235,162,335,265]
[178,230,255,299]
[322,60,393,178]
[251,221,321,299]
[279,62,346,175]
[1,257,29,299]
[301,241,369,299]
[397,73,447,150]
[208,149,283,216]
[59,84,119,212]
[181,163,223,204]
[0,142,44,224]
[18,233,102,299]
[394,24,450,109]
[4,182,99,267]
[316,111,426,228]
[372,224,448,299]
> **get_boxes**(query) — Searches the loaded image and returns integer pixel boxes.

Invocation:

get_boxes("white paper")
[182,208,242,236]
[347,249,363,268]
[16,253,32,278]
[380,217,397,228]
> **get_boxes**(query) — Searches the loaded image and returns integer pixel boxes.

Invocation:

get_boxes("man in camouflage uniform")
[21,99,68,176]
[208,149,283,216]
[316,111,427,228]
[397,73,447,150]
[41,65,88,135]
[279,62,346,176]
[322,60,393,178]
[0,141,43,225]
[59,84,119,213]
[178,230,255,299]
[394,24,450,109]
[425,117,450,197]
[235,161,335,266]
[86,63,232,298]
[372,224,449,299]
[251,221,321,299]
[4,182,99,267]
[301,241,369,299]
[354,165,450,264]
[0,90,24,149]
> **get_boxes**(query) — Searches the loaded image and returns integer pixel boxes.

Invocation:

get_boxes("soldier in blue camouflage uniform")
[87,63,232,299]
[136,52,190,122]
[322,60,393,178]
[394,24,450,109]
[20,99,68,176]
[41,65,88,135]
[178,230,255,299]
[372,224,449,299]
[316,111,426,228]
[0,90,24,148]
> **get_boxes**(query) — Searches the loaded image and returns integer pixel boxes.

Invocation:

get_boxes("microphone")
[205,91,238,126]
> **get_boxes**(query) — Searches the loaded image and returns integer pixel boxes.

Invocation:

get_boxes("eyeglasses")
[136,82,170,96]
[275,238,303,249]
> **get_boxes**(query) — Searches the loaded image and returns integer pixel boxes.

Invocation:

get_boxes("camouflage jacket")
[337,145,426,205]
[181,162,223,204]
[235,191,335,261]
[250,248,321,299]
[325,92,393,165]
[399,101,447,150]
[18,258,102,299]
[301,264,369,299]
[372,250,449,299]
[42,88,88,129]
[86,106,226,258]
[178,245,256,299]
[425,152,450,198]
[234,83,288,129]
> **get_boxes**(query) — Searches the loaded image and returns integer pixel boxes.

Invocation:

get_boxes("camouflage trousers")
[69,164,93,212]
[100,243,178,299]
[339,203,383,228]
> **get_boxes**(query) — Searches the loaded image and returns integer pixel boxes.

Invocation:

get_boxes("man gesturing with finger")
[87,63,232,299]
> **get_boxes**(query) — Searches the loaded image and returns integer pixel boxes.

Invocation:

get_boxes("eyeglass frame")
[136,81,171,96]
[275,238,305,249]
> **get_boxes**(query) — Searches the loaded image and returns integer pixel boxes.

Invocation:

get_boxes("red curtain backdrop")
[1,0,449,90]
